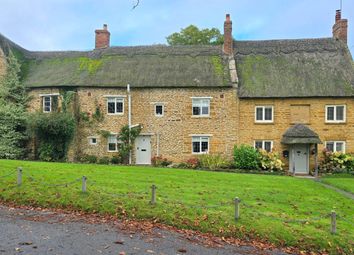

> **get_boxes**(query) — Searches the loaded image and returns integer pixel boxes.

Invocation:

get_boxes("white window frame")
[155,103,164,117]
[88,137,98,145]
[43,96,52,113]
[254,140,273,152]
[325,141,346,153]
[192,97,211,117]
[192,136,210,154]
[255,106,274,123]
[107,135,119,152]
[325,105,346,123]
[107,97,124,115]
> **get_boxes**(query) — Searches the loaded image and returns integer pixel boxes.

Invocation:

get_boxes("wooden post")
[234,197,240,220]
[17,167,22,186]
[150,184,157,205]
[314,144,319,178]
[331,210,336,234]
[82,176,87,193]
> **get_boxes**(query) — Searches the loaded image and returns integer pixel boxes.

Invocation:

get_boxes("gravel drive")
[0,205,289,255]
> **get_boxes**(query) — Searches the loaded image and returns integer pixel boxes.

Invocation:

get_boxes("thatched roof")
[235,38,354,98]
[0,33,230,88]
[281,124,322,144]
[1,33,353,96]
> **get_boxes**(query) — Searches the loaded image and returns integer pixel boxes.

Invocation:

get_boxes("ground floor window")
[107,135,119,152]
[325,141,345,153]
[192,136,209,154]
[88,137,98,145]
[254,140,273,152]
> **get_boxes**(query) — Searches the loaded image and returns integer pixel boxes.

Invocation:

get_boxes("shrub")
[319,149,354,174]
[111,155,122,164]
[151,155,172,167]
[233,144,260,170]
[186,157,200,169]
[28,112,76,162]
[258,149,284,172]
[80,154,98,164]
[198,154,231,170]
[98,157,110,165]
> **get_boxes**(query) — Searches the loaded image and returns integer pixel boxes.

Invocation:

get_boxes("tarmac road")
[0,205,289,255]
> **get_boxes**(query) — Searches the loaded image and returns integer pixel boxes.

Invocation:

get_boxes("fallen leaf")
[178,248,187,253]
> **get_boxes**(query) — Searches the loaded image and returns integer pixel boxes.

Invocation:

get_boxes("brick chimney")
[223,14,233,55]
[332,10,348,44]
[95,24,110,49]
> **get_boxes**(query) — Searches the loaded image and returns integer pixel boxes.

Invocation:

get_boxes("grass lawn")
[0,160,353,254]
[322,174,354,194]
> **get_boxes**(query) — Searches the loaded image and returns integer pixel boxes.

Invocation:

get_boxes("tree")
[0,51,28,159]
[166,25,224,46]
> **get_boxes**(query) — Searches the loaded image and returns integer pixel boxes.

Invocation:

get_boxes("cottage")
[0,11,353,174]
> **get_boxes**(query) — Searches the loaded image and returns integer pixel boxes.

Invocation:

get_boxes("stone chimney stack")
[95,24,110,49]
[332,10,348,44]
[223,14,233,55]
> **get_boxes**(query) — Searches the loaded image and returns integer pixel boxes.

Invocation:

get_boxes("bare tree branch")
[132,0,140,10]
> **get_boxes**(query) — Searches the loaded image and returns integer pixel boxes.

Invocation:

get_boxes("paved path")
[0,205,289,255]
[315,179,354,200]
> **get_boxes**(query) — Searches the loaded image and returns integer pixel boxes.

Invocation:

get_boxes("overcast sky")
[0,0,353,52]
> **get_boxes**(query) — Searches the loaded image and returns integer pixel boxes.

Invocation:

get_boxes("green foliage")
[0,51,28,159]
[166,25,223,46]
[99,130,111,139]
[28,112,75,161]
[211,56,224,77]
[79,154,98,164]
[98,157,110,165]
[118,125,141,164]
[198,154,231,170]
[111,155,122,164]
[319,149,354,174]
[233,145,260,170]
[258,149,284,172]
[151,155,172,167]
[61,90,76,113]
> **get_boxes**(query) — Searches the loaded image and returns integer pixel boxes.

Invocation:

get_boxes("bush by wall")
[233,145,260,170]
[198,154,231,170]
[319,149,354,174]
[28,112,75,162]
[151,155,172,167]
[258,149,284,172]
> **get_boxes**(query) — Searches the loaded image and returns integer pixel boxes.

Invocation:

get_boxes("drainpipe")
[127,84,132,165]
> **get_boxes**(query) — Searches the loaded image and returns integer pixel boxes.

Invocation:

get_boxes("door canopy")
[281,124,322,144]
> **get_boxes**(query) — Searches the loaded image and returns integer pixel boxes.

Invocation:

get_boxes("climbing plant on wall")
[0,51,28,159]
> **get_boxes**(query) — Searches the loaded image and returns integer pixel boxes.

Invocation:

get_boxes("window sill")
[107,113,124,116]
[107,151,118,153]
[254,122,274,125]
[325,122,347,125]
[191,116,211,119]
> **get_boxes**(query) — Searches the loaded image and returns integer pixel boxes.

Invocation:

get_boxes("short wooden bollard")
[82,176,87,193]
[331,210,336,234]
[234,197,240,221]
[17,167,22,186]
[150,184,157,205]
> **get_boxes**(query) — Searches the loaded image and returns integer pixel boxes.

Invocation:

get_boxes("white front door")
[135,136,151,165]
[289,144,309,174]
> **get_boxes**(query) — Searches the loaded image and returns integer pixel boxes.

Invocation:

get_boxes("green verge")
[0,160,353,254]
[322,174,354,194]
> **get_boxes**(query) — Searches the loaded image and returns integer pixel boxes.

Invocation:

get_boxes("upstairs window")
[155,104,164,117]
[255,106,273,123]
[192,136,209,154]
[192,98,210,117]
[254,140,273,152]
[41,94,58,113]
[107,135,119,152]
[326,105,346,123]
[107,97,124,115]
[325,141,345,153]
